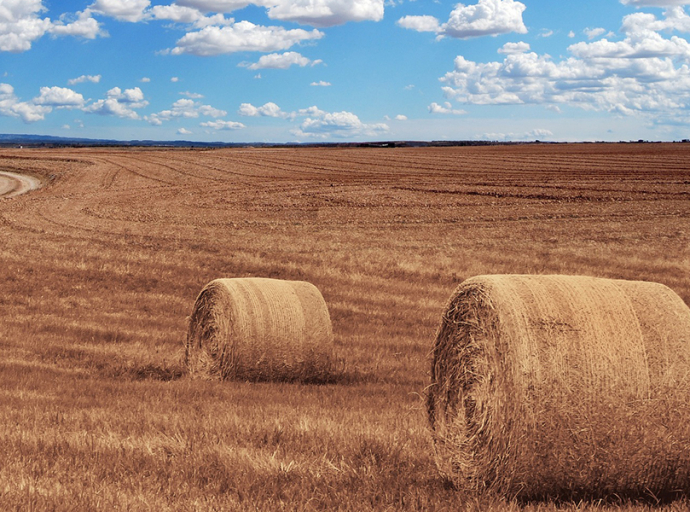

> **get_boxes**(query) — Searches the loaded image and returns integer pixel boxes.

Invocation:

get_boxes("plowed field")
[1,143,689,510]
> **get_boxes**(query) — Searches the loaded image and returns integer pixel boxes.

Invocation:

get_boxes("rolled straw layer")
[428,274,690,500]
[186,278,334,382]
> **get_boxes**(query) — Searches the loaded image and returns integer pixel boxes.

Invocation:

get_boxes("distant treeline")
[0,133,686,149]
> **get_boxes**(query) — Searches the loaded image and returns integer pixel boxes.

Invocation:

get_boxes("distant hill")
[0,133,542,149]
[0,133,244,148]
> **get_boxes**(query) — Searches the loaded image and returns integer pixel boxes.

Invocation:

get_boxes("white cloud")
[620,0,690,6]
[87,0,151,22]
[177,127,192,135]
[150,5,235,28]
[480,128,553,141]
[265,0,384,27]
[621,7,690,33]
[238,102,290,118]
[146,98,227,125]
[0,83,50,122]
[0,0,52,52]
[235,100,389,139]
[173,0,384,27]
[396,15,440,33]
[150,4,205,24]
[293,108,389,138]
[398,0,527,39]
[584,27,607,40]
[428,102,466,115]
[175,0,252,12]
[0,83,89,122]
[68,74,102,85]
[242,51,322,70]
[395,114,407,120]
[33,86,85,107]
[11,101,51,122]
[169,21,324,56]
[311,80,331,86]
[438,7,690,124]
[498,41,530,54]
[49,10,103,39]
[200,119,245,130]
[0,1,104,52]
[84,86,148,119]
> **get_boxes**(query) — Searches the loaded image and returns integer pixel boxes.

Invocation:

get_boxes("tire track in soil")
[0,171,41,198]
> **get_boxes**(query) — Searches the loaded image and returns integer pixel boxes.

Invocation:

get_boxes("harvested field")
[0,143,689,510]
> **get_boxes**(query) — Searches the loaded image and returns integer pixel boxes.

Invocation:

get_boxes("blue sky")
[1,0,690,142]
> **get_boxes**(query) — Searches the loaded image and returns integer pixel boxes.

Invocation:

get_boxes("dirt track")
[0,171,41,198]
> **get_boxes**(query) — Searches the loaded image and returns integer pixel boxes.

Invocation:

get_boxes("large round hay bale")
[185,277,335,382]
[428,274,690,501]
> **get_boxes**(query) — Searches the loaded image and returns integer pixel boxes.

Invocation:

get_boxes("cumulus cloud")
[293,108,389,139]
[398,0,527,39]
[238,102,290,118]
[620,0,690,6]
[146,98,226,125]
[480,128,554,141]
[265,0,384,27]
[68,74,102,85]
[0,83,82,122]
[87,0,151,22]
[428,102,467,115]
[584,27,608,40]
[162,0,384,27]
[311,80,331,86]
[0,0,52,52]
[150,4,206,24]
[437,7,690,123]
[33,86,85,107]
[150,4,235,28]
[235,100,389,139]
[241,51,322,70]
[397,15,440,33]
[49,10,103,38]
[84,86,148,119]
[498,41,530,54]
[169,21,324,56]
[200,119,245,130]
[175,0,252,12]
[0,1,104,52]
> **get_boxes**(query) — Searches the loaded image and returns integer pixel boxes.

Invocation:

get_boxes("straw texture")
[186,278,335,382]
[428,274,690,501]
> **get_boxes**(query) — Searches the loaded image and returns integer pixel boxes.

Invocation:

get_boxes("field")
[0,143,689,511]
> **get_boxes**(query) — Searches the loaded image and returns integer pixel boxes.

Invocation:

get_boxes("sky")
[1,0,690,142]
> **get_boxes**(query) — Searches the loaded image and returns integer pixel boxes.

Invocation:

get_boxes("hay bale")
[428,274,690,501]
[186,277,335,382]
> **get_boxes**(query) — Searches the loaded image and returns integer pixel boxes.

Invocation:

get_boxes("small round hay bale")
[186,277,335,382]
[428,274,690,501]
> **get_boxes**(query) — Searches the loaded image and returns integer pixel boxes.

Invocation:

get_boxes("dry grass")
[185,278,336,382]
[428,274,690,501]
[0,143,689,510]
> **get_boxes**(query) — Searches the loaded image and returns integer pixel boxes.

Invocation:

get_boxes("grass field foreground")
[0,144,689,510]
